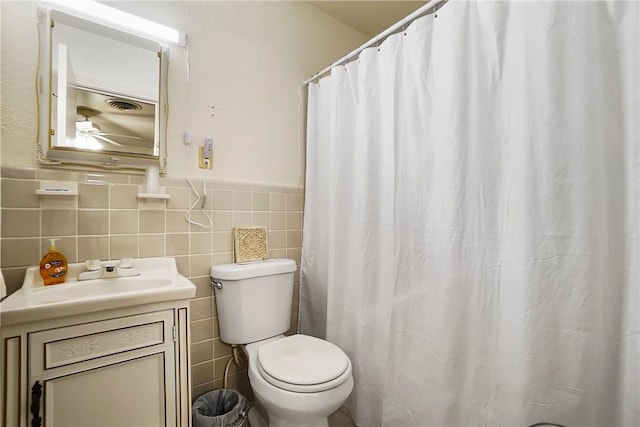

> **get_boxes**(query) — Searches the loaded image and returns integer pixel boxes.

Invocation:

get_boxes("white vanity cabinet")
[2,301,192,427]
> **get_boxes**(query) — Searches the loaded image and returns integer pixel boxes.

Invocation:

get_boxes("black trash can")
[192,389,249,427]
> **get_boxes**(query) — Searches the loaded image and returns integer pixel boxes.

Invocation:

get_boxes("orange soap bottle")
[39,239,67,286]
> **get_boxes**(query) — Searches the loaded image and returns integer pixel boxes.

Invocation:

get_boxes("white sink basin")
[0,257,195,325]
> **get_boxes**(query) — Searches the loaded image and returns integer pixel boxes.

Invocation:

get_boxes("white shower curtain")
[301,1,639,426]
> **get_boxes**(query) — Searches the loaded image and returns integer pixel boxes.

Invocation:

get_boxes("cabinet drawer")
[29,310,174,373]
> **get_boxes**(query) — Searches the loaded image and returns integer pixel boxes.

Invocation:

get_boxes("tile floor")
[329,407,357,426]
[244,406,355,426]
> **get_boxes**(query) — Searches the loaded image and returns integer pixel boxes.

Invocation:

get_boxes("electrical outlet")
[204,137,213,159]
[198,146,213,169]
[198,146,208,169]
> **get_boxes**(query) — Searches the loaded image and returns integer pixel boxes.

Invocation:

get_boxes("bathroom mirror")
[37,7,169,170]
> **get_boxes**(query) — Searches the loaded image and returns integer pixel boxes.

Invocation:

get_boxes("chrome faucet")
[78,258,140,281]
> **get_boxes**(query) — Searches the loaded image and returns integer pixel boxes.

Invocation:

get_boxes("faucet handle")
[118,258,134,269]
[85,259,102,271]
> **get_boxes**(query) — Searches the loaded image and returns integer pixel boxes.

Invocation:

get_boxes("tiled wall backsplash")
[0,166,304,399]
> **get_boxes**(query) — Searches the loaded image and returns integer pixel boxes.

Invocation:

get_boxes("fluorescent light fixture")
[48,0,185,46]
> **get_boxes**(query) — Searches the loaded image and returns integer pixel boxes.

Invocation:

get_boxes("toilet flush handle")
[211,279,223,290]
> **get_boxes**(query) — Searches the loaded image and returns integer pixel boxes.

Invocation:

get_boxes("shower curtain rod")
[303,0,448,85]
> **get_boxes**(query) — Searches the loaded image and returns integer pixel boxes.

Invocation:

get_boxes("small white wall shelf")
[35,181,78,197]
[137,192,170,200]
[137,186,170,200]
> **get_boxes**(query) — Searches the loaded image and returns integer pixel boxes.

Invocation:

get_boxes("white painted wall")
[0,1,367,187]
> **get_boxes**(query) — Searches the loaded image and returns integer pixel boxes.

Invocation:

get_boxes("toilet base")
[247,397,331,427]
[252,385,339,427]
[267,415,329,427]
[248,399,268,427]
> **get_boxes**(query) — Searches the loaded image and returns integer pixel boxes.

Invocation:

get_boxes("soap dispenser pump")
[39,238,68,285]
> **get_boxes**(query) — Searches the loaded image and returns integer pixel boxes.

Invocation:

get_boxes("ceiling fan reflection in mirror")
[75,105,141,150]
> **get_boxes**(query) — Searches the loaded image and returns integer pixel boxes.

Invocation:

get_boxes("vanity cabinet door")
[37,352,170,427]
[27,311,178,427]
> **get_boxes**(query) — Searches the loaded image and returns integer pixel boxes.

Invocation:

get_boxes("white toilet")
[210,259,353,427]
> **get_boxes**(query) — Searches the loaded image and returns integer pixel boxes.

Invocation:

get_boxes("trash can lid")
[257,334,351,392]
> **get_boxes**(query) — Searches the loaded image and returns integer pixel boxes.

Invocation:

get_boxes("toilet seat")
[257,334,351,393]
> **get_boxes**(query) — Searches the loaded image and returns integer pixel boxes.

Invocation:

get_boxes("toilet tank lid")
[210,258,296,280]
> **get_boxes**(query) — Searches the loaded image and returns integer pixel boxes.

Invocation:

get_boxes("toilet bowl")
[243,334,354,427]
[210,259,354,427]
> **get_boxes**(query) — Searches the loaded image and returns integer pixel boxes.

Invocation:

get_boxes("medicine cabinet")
[36,7,169,170]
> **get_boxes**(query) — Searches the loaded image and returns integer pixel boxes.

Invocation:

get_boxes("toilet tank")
[211,259,297,345]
